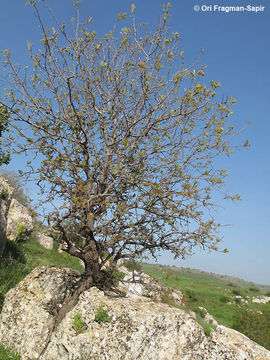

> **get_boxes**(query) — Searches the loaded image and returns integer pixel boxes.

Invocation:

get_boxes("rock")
[0,266,80,360]
[198,306,218,326]
[252,296,270,304]
[118,266,185,304]
[58,242,68,253]
[6,198,33,242]
[0,177,13,256]
[1,266,270,360]
[37,233,54,250]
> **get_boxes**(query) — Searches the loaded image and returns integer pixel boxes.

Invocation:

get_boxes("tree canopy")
[0,1,246,290]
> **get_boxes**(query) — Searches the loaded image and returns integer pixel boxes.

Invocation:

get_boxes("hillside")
[1,232,270,357]
[141,262,270,349]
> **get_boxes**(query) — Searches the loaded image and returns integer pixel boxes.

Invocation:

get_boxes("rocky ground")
[1,266,270,360]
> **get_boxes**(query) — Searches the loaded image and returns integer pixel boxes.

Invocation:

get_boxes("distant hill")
[142,263,270,292]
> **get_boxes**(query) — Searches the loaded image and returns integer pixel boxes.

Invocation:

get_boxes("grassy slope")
[141,263,270,328]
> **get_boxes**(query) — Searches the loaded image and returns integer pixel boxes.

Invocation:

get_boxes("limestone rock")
[6,198,33,241]
[118,266,185,304]
[1,266,270,360]
[198,306,218,326]
[0,177,13,256]
[252,296,270,304]
[0,266,80,359]
[37,233,54,250]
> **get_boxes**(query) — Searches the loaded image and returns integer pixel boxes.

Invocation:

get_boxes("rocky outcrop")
[118,266,185,304]
[0,177,13,256]
[6,198,33,242]
[1,266,270,360]
[252,296,270,304]
[0,266,80,359]
[37,233,54,249]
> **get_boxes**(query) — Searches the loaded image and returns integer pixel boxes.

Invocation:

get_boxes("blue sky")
[0,0,269,284]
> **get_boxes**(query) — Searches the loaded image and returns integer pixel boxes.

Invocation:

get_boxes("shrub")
[219,295,230,303]
[94,304,111,324]
[231,288,242,296]
[234,297,242,304]
[232,307,270,350]
[72,312,86,334]
[124,260,142,273]
[249,287,260,293]
[185,289,199,303]
[111,269,125,286]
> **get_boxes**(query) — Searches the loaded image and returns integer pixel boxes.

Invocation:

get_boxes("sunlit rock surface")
[0,177,13,256]
[6,198,33,242]
[0,266,270,360]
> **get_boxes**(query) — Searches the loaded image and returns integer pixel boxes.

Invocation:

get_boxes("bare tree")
[0,1,246,299]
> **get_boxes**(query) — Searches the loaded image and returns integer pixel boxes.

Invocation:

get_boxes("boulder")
[6,198,33,242]
[0,177,13,256]
[37,233,54,250]
[0,266,80,360]
[118,266,185,304]
[1,266,270,360]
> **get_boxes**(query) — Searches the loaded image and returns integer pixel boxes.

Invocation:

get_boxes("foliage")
[0,1,247,289]
[111,269,125,285]
[219,295,230,303]
[232,307,270,350]
[124,260,142,273]
[0,105,10,166]
[0,170,31,208]
[72,312,86,334]
[94,304,111,324]
[231,288,243,296]
[0,344,20,360]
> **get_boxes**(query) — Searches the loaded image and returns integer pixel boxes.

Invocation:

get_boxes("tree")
[0,1,246,302]
[0,105,10,166]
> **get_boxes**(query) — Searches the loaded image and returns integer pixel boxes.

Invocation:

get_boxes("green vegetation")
[72,312,86,334]
[94,304,111,324]
[141,262,270,350]
[0,344,20,360]
[233,307,270,350]
[0,230,83,312]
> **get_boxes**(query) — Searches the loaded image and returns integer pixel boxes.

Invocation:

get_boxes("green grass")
[140,262,270,346]
[0,344,20,359]
[0,231,84,312]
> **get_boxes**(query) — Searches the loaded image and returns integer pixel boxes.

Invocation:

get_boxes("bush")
[231,288,242,296]
[249,287,260,293]
[94,304,111,324]
[185,289,199,303]
[219,295,230,303]
[124,260,142,273]
[232,307,270,350]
